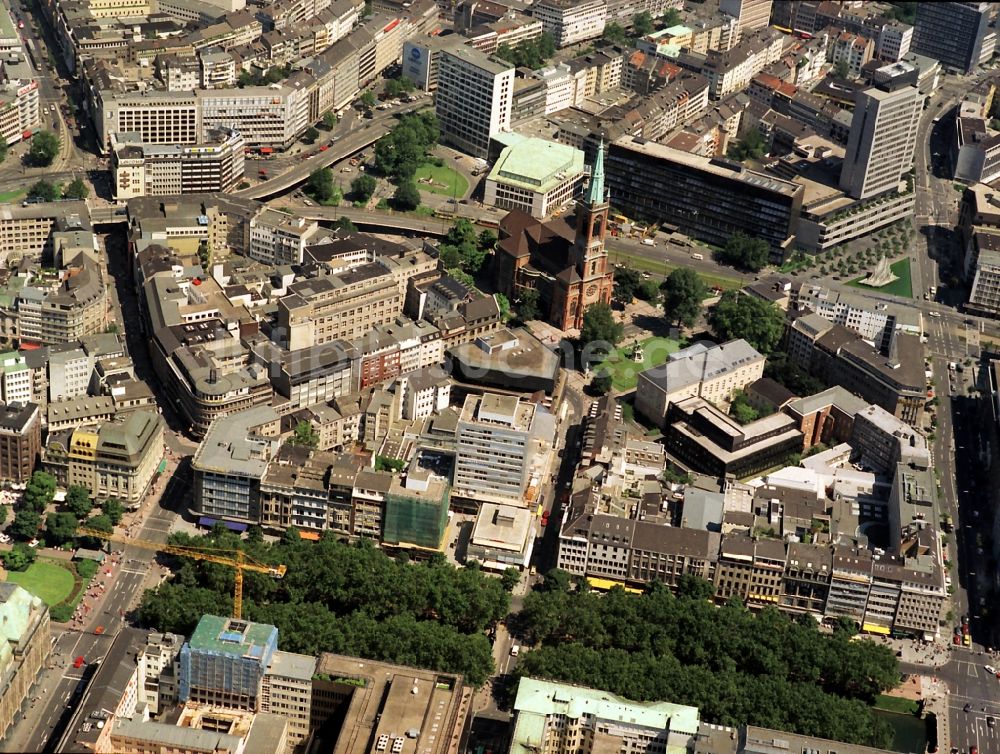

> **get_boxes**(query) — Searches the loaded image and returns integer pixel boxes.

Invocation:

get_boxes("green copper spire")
[586,140,605,206]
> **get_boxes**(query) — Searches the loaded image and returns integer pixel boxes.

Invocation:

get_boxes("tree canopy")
[27,180,59,202]
[28,131,59,167]
[719,232,770,272]
[9,509,41,541]
[580,302,623,347]
[306,168,342,205]
[351,173,378,202]
[133,531,509,685]
[438,219,490,273]
[495,33,556,69]
[45,511,79,546]
[516,287,541,322]
[661,268,706,327]
[515,580,898,748]
[2,542,36,571]
[374,112,439,181]
[708,291,784,355]
[65,485,93,520]
[334,216,358,233]
[392,179,421,211]
[764,349,825,395]
[63,177,89,200]
[102,497,124,525]
[290,421,319,448]
[613,267,642,305]
[384,77,415,98]
[728,130,767,162]
[23,471,56,513]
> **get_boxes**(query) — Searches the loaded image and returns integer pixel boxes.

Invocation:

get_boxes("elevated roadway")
[235,101,426,201]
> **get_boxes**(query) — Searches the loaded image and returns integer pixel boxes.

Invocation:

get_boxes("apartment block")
[531,0,606,48]
[635,340,765,428]
[783,385,867,451]
[178,614,315,749]
[912,1,994,74]
[435,45,513,158]
[0,401,41,483]
[815,332,926,426]
[557,490,719,588]
[248,209,324,266]
[876,21,912,63]
[0,351,32,405]
[699,30,785,100]
[830,31,874,78]
[110,127,246,200]
[606,136,803,259]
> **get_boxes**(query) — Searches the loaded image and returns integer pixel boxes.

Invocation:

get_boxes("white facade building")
[840,64,921,200]
[531,0,606,48]
[436,46,514,158]
[248,209,323,266]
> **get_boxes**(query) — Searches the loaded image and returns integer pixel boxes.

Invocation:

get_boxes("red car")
[73,656,85,668]
[970,746,978,754]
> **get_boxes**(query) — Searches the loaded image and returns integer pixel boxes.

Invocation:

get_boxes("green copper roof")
[586,141,605,207]
[511,678,700,754]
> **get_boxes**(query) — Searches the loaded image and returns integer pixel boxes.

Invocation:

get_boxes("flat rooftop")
[612,136,802,198]
[315,653,469,754]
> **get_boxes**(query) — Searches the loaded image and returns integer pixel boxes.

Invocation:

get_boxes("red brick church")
[495,142,614,331]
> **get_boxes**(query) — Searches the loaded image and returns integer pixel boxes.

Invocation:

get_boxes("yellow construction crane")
[76,527,287,620]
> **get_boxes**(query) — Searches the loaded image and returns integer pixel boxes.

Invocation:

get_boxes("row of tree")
[135,528,510,685]
[3,472,122,570]
[28,176,89,203]
[514,575,898,748]
[495,33,556,69]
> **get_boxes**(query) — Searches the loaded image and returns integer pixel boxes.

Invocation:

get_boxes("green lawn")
[874,694,920,716]
[595,336,685,391]
[5,559,76,606]
[0,188,26,204]
[847,257,913,299]
[413,163,468,198]
[608,248,743,291]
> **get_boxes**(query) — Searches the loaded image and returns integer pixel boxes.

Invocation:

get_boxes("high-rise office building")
[912,1,994,74]
[435,45,514,157]
[839,62,921,201]
[719,0,772,34]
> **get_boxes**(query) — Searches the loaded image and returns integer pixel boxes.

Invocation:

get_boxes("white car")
[986,665,997,675]
[0,533,10,544]
[28,538,39,548]
[928,311,941,318]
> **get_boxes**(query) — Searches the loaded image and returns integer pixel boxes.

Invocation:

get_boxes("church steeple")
[585,140,606,207]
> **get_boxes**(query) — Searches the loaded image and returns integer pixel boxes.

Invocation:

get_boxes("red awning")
[260,147,274,154]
